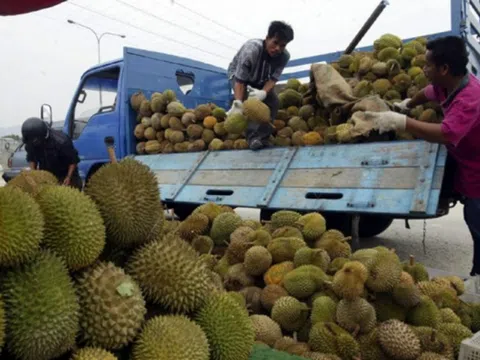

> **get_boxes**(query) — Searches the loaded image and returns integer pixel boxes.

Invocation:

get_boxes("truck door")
[65,65,121,181]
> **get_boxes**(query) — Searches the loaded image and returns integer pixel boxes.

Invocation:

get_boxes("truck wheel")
[357,215,394,238]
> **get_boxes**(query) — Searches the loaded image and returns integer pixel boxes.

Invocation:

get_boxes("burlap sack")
[351,95,391,113]
[310,63,358,108]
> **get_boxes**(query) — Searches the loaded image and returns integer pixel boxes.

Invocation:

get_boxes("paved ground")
[1,170,474,289]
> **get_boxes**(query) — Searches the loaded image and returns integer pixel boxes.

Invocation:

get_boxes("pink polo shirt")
[424,74,480,198]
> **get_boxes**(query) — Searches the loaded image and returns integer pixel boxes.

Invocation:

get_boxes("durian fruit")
[286,78,302,90]
[195,292,255,360]
[130,91,147,111]
[366,250,402,292]
[412,327,454,359]
[373,293,407,322]
[374,34,403,50]
[273,226,304,239]
[273,336,310,356]
[294,247,330,272]
[308,322,360,360]
[373,79,393,96]
[403,255,429,283]
[177,213,210,241]
[315,230,352,260]
[71,347,117,360]
[283,265,329,299]
[192,202,223,224]
[250,315,283,347]
[357,329,388,360]
[260,284,289,312]
[166,101,187,117]
[267,237,307,263]
[377,47,400,62]
[271,210,302,229]
[244,246,272,276]
[210,212,243,245]
[417,353,450,360]
[440,308,462,324]
[332,261,368,300]
[224,263,255,291]
[328,257,350,275]
[163,89,177,103]
[378,319,421,360]
[3,251,79,360]
[0,296,4,355]
[0,186,44,267]
[294,212,327,242]
[6,169,58,196]
[85,158,164,248]
[280,89,303,108]
[437,323,473,357]
[36,185,106,270]
[132,315,209,360]
[78,262,146,350]
[192,235,214,254]
[271,296,309,332]
[239,286,263,314]
[226,226,256,264]
[392,281,422,308]
[407,295,441,327]
[353,80,373,98]
[243,98,271,123]
[311,296,337,324]
[336,298,376,334]
[127,235,213,313]
[212,107,226,120]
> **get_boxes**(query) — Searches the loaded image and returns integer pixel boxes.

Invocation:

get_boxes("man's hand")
[226,100,244,116]
[248,87,267,101]
[63,176,71,186]
[364,111,407,134]
[393,98,412,113]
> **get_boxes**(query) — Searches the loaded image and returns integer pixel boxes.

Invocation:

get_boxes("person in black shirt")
[22,117,82,190]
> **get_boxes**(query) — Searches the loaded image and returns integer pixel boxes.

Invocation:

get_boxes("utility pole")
[67,19,126,106]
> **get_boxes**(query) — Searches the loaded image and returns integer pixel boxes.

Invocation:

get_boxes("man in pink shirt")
[364,36,480,288]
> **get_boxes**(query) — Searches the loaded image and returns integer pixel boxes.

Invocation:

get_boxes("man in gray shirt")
[227,21,294,150]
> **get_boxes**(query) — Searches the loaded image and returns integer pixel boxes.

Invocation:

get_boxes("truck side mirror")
[40,104,53,127]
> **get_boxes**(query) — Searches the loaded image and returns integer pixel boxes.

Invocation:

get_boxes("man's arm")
[405,118,448,144]
[406,88,431,108]
[234,81,246,101]
[63,163,77,185]
[263,80,276,94]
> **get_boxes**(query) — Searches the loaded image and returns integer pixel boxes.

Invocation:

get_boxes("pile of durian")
[2,159,477,360]
[132,33,443,155]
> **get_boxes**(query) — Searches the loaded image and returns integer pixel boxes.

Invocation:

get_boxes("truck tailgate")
[135,140,447,217]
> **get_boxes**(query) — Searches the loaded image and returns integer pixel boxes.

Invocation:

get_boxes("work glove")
[393,98,411,113]
[247,86,267,101]
[226,100,244,116]
[364,111,407,134]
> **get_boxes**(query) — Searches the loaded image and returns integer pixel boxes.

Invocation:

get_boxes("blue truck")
[22,0,480,240]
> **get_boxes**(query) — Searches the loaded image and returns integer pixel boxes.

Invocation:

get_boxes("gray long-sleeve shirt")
[227,39,290,89]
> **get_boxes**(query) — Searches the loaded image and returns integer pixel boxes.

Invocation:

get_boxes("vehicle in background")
[2,120,65,183]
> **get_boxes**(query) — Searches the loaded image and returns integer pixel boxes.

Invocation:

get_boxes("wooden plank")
[190,170,272,187]
[281,167,444,189]
[154,166,444,189]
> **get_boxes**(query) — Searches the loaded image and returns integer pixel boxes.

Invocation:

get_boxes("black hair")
[267,21,294,43]
[426,35,469,76]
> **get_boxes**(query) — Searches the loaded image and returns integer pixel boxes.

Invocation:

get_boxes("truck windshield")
[71,67,120,139]
[74,67,119,123]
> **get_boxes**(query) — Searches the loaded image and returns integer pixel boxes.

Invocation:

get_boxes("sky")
[0,0,452,136]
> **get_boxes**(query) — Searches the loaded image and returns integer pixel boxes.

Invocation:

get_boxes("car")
[2,120,64,183]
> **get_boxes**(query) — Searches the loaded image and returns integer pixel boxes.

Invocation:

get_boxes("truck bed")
[135,139,447,218]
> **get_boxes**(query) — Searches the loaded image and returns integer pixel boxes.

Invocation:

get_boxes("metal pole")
[344,0,390,54]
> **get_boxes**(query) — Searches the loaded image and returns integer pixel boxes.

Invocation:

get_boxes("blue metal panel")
[135,140,447,217]
[410,143,440,213]
[170,185,441,217]
[258,147,298,207]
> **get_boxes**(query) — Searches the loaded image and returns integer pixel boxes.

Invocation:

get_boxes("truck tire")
[357,215,394,238]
